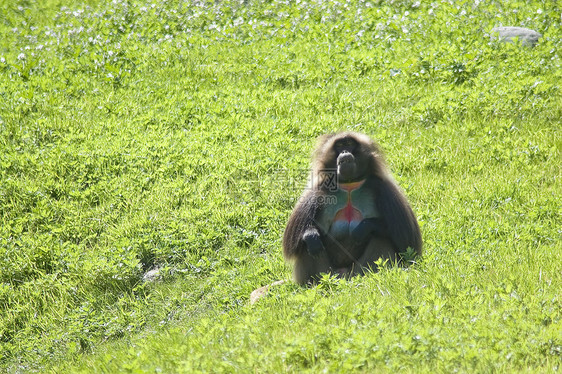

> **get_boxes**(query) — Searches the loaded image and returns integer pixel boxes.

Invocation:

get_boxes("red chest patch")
[334,180,365,224]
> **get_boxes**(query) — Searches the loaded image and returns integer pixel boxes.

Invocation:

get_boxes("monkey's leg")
[292,251,331,285]
[350,237,396,276]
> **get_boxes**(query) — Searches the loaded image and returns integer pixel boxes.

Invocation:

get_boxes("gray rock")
[491,27,542,47]
[143,268,161,282]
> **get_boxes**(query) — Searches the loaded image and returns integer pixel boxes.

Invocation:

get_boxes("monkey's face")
[331,136,371,183]
[313,132,377,186]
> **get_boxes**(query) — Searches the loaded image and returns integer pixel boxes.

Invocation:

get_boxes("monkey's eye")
[334,138,356,152]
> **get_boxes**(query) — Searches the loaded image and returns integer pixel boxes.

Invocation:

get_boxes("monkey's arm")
[375,178,422,255]
[302,227,325,257]
[283,190,325,259]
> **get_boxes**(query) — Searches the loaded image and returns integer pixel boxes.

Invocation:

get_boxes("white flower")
[17,53,26,60]
[234,17,244,27]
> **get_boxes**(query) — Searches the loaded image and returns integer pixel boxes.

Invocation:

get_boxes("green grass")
[1,0,560,372]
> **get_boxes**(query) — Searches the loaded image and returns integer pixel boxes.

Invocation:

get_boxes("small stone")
[249,280,286,304]
[143,268,161,282]
[249,285,269,304]
[491,27,542,47]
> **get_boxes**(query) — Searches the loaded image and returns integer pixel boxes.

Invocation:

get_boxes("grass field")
[1,0,561,372]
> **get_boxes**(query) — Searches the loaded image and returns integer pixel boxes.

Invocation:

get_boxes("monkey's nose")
[337,151,355,165]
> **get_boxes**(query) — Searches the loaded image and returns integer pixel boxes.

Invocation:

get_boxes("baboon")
[283,132,422,284]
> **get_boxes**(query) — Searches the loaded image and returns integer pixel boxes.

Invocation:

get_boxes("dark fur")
[283,131,422,284]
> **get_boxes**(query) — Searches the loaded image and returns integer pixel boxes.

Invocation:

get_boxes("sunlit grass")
[0,0,560,372]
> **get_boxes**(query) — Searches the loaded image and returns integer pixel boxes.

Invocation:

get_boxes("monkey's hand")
[352,218,388,244]
[302,228,325,258]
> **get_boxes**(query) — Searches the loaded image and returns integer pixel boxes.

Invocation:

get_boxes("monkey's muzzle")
[337,151,355,165]
[337,151,357,182]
